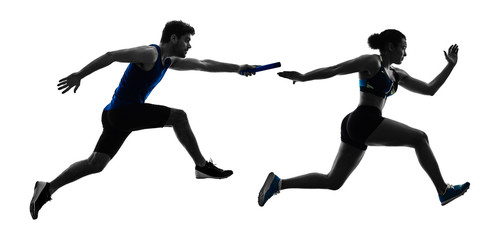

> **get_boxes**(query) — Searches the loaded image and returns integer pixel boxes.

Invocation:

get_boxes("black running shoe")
[195,160,233,179]
[30,181,52,220]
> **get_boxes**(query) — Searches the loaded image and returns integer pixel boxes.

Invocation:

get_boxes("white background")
[1,0,501,239]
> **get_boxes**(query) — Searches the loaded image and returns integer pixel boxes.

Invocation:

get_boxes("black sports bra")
[359,64,399,98]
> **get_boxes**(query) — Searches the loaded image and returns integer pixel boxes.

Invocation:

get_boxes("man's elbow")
[197,59,213,71]
[103,51,116,63]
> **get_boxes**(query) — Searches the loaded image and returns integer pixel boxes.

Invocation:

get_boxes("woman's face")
[391,38,407,65]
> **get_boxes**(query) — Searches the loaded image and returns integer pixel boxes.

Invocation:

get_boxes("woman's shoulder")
[390,66,410,82]
[358,54,380,62]
[390,66,408,76]
[356,54,381,76]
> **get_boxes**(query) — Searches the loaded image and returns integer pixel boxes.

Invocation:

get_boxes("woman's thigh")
[365,118,426,147]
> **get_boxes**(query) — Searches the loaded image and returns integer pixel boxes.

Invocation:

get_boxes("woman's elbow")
[425,88,437,96]
[423,84,438,96]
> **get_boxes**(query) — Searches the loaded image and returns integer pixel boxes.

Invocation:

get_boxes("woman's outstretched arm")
[278,54,380,83]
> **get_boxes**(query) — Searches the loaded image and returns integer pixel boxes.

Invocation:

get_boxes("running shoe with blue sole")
[258,172,280,207]
[439,182,470,206]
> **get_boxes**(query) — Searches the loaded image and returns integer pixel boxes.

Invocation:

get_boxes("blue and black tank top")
[104,44,171,111]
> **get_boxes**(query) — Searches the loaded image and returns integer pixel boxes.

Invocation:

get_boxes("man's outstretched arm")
[169,57,256,76]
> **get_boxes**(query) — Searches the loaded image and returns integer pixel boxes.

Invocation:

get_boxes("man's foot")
[195,160,233,179]
[30,181,52,220]
[439,182,470,206]
[258,172,280,207]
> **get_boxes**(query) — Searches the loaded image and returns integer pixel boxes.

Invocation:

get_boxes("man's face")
[174,33,192,58]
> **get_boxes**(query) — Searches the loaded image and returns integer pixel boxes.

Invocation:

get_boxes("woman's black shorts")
[93,103,171,158]
[340,106,384,150]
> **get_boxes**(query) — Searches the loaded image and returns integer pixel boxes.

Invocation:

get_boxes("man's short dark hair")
[160,20,195,43]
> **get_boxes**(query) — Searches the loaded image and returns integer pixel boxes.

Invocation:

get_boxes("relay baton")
[240,62,281,75]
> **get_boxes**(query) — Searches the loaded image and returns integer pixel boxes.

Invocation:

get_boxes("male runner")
[30,20,256,219]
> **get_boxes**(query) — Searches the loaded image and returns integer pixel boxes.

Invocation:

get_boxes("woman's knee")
[410,129,429,147]
[87,152,111,173]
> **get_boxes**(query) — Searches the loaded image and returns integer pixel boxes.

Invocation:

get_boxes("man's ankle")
[197,161,206,168]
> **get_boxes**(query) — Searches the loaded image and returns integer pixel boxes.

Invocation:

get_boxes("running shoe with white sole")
[195,160,233,179]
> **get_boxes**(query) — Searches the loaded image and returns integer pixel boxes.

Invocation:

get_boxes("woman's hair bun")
[367,30,406,50]
[367,33,381,50]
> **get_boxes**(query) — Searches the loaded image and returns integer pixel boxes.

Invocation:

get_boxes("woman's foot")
[439,182,470,206]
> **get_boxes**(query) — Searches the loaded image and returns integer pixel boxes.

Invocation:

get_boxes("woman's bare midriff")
[358,92,386,111]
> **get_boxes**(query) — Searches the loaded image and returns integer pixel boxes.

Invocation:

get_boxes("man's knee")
[167,108,188,126]
[175,109,188,122]
[328,182,343,191]
[326,175,345,190]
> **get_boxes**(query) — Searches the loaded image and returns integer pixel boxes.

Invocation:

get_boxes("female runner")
[258,29,469,206]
